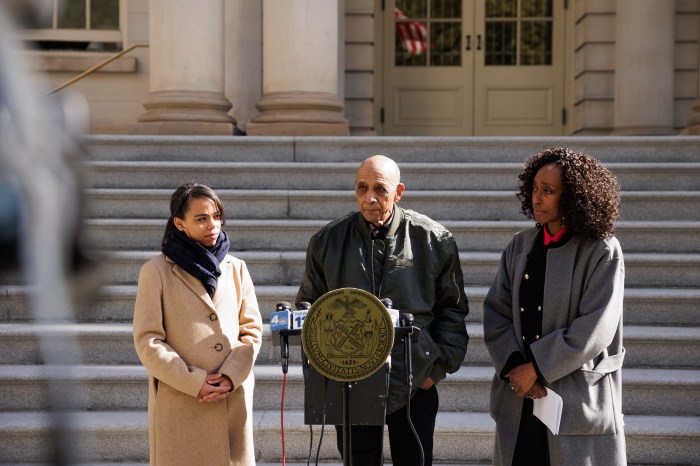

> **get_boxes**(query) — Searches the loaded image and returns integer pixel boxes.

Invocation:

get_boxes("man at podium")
[296,155,470,466]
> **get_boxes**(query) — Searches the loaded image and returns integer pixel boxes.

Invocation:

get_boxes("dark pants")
[336,385,439,466]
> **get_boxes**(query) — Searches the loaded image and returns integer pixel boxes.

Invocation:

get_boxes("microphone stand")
[342,381,354,466]
[279,328,301,374]
[397,313,424,466]
[398,314,417,388]
[280,332,289,374]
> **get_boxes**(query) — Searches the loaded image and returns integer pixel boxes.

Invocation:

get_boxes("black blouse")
[501,226,575,381]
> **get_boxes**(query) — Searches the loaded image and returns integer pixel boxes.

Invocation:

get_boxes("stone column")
[225,0,263,134]
[682,11,700,135]
[246,0,349,136]
[613,0,675,135]
[684,99,700,135]
[132,0,236,135]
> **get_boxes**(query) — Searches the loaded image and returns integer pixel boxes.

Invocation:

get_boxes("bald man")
[297,155,470,466]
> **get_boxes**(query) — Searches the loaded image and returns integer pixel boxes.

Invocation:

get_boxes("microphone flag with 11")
[293,301,310,329]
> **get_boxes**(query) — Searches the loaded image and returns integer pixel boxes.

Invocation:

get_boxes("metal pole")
[46,43,148,96]
[342,381,354,466]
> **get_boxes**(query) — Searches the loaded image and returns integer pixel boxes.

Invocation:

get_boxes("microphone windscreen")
[297,301,311,310]
[271,302,292,331]
[380,298,393,309]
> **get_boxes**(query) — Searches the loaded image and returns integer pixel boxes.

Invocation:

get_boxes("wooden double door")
[381,0,566,136]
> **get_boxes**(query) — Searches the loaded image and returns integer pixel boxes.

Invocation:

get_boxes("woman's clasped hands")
[198,373,233,403]
[506,362,548,400]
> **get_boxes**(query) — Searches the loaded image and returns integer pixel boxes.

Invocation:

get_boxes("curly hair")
[517,148,620,240]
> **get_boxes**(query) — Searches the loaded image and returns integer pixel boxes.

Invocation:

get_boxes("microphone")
[270,301,291,331]
[295,301,311,377]
[381,298,400,327]
[272,302,292,374]
[294,301,310,329]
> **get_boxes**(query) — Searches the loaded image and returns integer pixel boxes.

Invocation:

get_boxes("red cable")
[281,371,286,466]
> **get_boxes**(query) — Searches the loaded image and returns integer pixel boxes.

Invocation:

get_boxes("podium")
[277,289,419,466]
[303,354,390,426]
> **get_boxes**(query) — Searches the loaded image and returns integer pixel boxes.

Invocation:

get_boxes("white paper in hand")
[533,387,563,435]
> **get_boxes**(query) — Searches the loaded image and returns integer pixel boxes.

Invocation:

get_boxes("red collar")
[544,226,567,245]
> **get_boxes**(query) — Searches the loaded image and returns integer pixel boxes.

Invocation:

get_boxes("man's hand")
[420,376,435,390]
[198,373,232,403]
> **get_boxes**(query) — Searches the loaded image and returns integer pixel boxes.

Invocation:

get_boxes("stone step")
[0,411,148,464]
[25,463,678,466]
[59,250,700,289]
[260,323,700,369]
[0,461,490,466]
[85,135,700,164]
[1,409,698,464]
[1,322,696,369]
[256,365,700,417]
[83,219,700,253]
[84,188,700,222]
[2,364,697,417]
[86,160,700,191]
[0,365,147,411]
[4,284,700,328]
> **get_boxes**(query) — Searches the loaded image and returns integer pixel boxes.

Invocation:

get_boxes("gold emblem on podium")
[302,288,394,382]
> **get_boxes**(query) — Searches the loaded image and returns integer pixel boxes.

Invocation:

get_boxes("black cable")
[306,424,313,466]
[400,314,424,466]
[315,377,329,466]
[405,381,425,466]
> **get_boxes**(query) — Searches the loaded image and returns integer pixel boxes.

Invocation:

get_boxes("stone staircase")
[1,135,699,465]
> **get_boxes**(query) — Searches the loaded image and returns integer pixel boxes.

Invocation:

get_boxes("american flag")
[395,7,428,56]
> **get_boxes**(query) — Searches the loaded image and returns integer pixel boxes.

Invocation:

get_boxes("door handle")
[465,35,471,51]
[476,34,482,50]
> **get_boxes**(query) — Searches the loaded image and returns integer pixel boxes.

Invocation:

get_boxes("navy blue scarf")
[162,229,230,298]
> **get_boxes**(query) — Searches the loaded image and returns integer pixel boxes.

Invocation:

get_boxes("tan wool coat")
[133,253,263,466]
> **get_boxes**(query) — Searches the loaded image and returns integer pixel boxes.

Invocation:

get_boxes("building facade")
[20,0,700,136]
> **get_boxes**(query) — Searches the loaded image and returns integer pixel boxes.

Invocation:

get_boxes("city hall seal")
[302,288,394,382]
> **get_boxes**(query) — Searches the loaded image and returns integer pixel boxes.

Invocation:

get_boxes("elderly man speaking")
[296,155,470,466]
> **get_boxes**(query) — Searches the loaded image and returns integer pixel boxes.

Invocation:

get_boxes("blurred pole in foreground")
[0,1,95,463]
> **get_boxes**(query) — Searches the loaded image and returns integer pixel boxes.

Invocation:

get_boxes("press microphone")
[381,298,400,327]
[399,312,414,328]
[271,302,292,373]
[270,301,291,331]
[294,301,310,329]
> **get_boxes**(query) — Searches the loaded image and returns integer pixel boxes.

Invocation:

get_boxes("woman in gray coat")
[483,148,626,466]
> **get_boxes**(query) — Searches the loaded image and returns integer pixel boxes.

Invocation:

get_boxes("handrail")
[46,43,148,96]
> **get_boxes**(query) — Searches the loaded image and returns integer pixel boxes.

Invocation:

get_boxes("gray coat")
[483,227,626,466]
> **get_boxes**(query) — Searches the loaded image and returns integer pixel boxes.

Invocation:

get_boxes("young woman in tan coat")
[133,183,263,465]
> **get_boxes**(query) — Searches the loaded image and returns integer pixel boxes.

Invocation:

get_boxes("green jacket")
[296,207,470,414]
